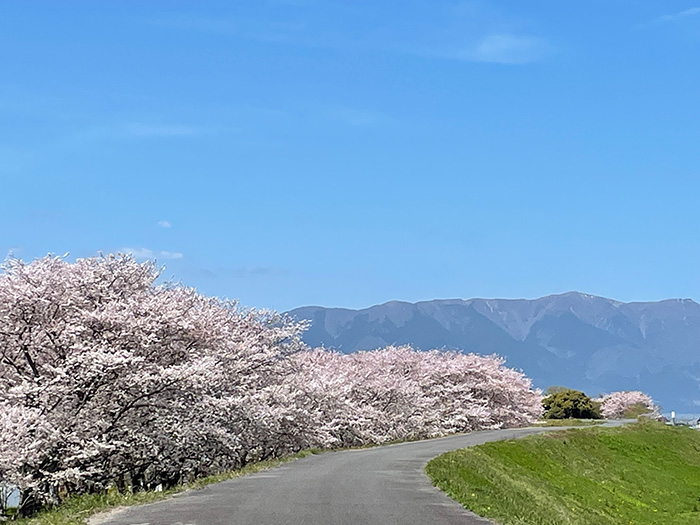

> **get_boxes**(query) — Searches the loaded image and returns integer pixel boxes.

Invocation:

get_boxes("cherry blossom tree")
[0,254,309,514]
[599,391,659,419]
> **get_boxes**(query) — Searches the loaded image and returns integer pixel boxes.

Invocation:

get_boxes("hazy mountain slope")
[288,292,700,414]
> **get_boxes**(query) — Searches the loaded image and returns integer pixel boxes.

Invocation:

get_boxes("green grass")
[532,419,605,427]
[426,421,700,525]
[12,450,322,525]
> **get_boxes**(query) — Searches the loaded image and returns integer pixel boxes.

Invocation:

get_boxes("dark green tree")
[541,388,602,419]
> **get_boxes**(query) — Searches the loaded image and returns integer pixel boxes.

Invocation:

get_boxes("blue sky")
[1,1,700,311]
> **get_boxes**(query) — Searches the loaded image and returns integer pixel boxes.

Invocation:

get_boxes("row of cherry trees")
[0,255,541,516]
[293,347,542,447]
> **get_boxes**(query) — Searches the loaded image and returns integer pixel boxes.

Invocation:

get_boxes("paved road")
[94,426,573,525]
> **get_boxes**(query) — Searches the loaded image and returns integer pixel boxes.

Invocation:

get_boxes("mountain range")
[287,292,700,415]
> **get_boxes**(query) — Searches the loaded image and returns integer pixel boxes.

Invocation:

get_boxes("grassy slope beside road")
[426,421,700,525]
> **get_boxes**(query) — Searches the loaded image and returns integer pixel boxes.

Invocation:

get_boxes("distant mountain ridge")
[287,292,700,414]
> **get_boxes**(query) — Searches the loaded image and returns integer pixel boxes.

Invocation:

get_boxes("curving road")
[93,426,578,525]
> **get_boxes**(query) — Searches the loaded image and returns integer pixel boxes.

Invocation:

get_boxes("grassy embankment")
[426,420,700,525]
[11,450,322,525]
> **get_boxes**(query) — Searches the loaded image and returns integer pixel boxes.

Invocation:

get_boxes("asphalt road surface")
[93,426,575,525]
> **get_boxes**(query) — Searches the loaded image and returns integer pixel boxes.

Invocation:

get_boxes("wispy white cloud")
[149,3,551,66]
[55,122,206,151]
[232,266,280,277]
[157,220,172,228]
[404,33,551,65]
[471,34,550,65]
[640,7,700,28]
[656,7,700,24]
[122,247,184,260]
[160,251,184,260]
